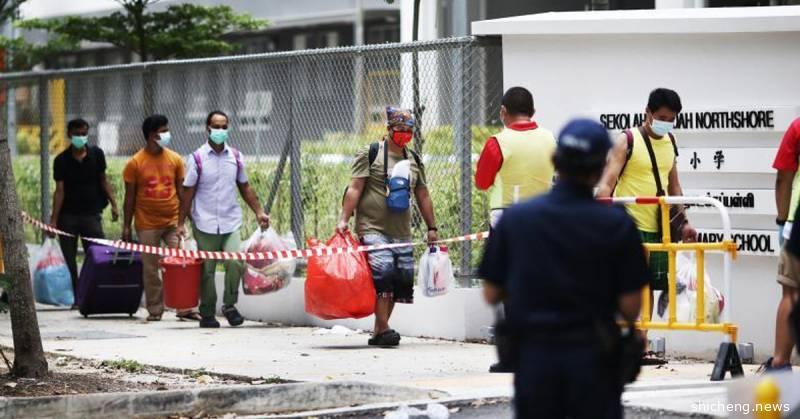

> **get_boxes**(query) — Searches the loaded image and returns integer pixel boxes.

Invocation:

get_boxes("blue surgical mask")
[651,119,674,137]
[157,131,172,148]
[209,128,228,145]
[70,135,88,149]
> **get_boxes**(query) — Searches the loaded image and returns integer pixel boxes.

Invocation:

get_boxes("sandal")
[176,311,202,321]
[368,329,401,347]
[641,351,667,366]
[146,313,162,322]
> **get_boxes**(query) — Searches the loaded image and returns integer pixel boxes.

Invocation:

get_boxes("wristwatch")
[427,226,438,232]
[777,218,787,226]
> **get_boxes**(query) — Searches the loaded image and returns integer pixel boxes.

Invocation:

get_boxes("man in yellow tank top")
[475,87,556,228]
[597,88,697,325]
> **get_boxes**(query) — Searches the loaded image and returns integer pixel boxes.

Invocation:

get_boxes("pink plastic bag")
[241,228,297,295]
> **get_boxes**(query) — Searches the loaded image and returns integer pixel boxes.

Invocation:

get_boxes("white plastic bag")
[418,245,454,297]
[241,227,297,295]
[391,159,411,180]
[657,252,724,323]
[32,238,74,306]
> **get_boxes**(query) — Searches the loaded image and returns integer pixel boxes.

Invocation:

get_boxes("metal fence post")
[142,65,155,117]
[38,77,50,224]
[454,44,473,284]
[289,58,304,245]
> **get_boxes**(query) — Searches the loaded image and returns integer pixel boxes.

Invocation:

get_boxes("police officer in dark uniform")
[479,118,649,419]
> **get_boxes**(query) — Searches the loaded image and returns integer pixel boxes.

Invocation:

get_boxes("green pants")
[640,231,668,291]
[194,226,243,317]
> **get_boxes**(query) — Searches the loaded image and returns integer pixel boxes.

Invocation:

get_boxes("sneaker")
[199,316,220,328]
[222,305,244,327]
[368,329,401,347]
[489,362,513,373]
[757,357,792,374]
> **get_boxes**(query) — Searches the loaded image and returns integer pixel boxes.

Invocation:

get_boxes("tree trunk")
[0,137,48,378]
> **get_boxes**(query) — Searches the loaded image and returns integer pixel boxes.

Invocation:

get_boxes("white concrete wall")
[498,31,800,360]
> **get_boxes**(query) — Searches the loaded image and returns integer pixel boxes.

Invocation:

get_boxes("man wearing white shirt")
[177,110,270,328]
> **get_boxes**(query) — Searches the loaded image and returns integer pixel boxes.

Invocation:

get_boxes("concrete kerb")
[261,396,512,418]
[0,381,448,419]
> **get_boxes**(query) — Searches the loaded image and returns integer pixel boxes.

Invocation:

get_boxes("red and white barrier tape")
[21,212,488,261]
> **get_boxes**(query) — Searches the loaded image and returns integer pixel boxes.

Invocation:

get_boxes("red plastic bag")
[304,232,376,320]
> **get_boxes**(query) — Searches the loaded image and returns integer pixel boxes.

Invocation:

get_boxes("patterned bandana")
[386,106,415,128]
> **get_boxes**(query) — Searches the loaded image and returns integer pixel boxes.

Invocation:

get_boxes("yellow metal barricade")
[601,196,739,343]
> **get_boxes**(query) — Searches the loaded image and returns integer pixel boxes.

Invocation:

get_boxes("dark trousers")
[514,342,622,419]
[57,214,104,295]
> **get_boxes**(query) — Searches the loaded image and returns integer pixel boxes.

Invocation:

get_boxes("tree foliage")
[0,35,76,71]
[0,0,24,23]
[19,0,267,62]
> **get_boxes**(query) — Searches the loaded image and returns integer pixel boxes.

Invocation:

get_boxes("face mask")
[209,128,228,145]
[391,130,413,148]
[651,119,674,137]
[71,135,88,149]
[157,131,172,148]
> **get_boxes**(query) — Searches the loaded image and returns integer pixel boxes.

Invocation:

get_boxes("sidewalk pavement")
[0,307,792,416]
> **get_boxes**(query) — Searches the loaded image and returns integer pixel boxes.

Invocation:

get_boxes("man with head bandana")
[337,107,438,347]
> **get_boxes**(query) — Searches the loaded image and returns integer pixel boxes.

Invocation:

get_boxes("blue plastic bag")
[32,238,74,306]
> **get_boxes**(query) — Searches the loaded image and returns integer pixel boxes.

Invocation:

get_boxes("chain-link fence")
[1,36,503,282]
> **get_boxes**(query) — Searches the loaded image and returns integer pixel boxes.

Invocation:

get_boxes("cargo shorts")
[361,233,414,303]
[777,244,800,289]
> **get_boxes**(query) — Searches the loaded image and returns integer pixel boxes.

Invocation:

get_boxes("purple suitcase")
[77,244,144,317]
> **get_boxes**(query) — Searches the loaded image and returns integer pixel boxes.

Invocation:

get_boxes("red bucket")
[160,256,203,310]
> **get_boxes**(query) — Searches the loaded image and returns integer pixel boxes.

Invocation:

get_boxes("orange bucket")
[160,249,203,310]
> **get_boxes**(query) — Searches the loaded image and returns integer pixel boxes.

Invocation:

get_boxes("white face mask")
[651,119,674,137]
[157,131,172,148]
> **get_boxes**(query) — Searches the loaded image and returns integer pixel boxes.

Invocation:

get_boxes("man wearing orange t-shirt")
[123,114,197,322]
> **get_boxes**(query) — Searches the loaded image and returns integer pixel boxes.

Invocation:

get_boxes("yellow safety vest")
[489,127,556,209]
[614,128,677,233]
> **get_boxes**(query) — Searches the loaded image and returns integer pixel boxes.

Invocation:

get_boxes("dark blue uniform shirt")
[479,180,648,335]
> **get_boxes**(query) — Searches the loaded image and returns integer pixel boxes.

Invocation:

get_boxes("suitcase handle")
[111,249,136,265]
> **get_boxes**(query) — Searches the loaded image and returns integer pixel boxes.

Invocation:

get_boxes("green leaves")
[0,34,77,71]
[0,0,26,24]
[6,0,268,70]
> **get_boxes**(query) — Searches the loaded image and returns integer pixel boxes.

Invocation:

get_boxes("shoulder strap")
[618,129,635,178]
[230,147,243,180]
[638,126,665,197]
[383,140,389,181]
[611,130,635,195]
[368,142,380,166]
[192,151,203,179]
[379,141,420,182]
[407,148,422,167]
[668,132,678,157]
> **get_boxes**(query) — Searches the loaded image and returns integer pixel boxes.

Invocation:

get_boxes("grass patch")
[100,359,145,373]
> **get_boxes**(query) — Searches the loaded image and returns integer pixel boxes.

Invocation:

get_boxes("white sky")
[19,0,121,19]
